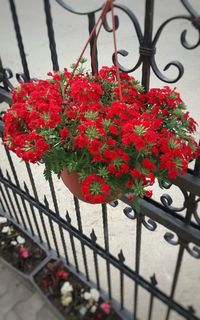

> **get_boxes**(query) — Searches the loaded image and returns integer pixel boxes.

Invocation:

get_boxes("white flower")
[16,236,25,245]
[90,305,97,313]
[61,293,72,306]
[60,281,73,295]
[1,226,10,234]
[79,306,87,316]
[83,291,91,300]
[11,240,17,246]
[90,288,100,301]
[1,241,5,246]
[0,217,7,224]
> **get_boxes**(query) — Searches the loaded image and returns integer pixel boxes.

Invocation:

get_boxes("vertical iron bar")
[134,216,142,320]
[4,158,31,231]
[9,0,30,81]
[165,246,185,320]
[91,230,101,290]
[0,184,12,218]
[25,163,51,249]
[0,179,19,223]
[0,180,13,219]
[141,0,155,91]
[24,183,43,242]
[6,171,33,232]
[88,13,98,74]
[48,215,60,257]
[66,212,79,272]
[44,196,60,257]
[118,250,125,310]
[4,149,29,229]
[48,176,69,264]
[59,226,69,265]
[102,203,112,300]
[5,184,27,229]
[148,295,154,320]
[70,232,79,272]
[74,196,90,281]
[193,149,200,177]
[27,203,42,241]
[93,249,100,290]
[0,189,6,212]
[43,0,59,71]
[120,271,124,310]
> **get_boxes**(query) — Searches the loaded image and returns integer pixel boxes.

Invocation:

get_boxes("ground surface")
[0,259,57,320]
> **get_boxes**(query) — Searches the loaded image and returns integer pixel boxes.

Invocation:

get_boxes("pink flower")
[100,302,112,314]
[19,247,30,259]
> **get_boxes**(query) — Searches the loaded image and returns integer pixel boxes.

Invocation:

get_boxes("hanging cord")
[91,0,123,101]
[68,0,123,102]
[110,0,123,101]
[68,0,111,81]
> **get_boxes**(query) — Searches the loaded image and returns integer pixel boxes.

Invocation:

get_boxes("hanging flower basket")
[2,63,199,208]
[2,0,199,209]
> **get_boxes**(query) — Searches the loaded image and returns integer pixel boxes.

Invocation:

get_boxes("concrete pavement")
[0,260,57,320]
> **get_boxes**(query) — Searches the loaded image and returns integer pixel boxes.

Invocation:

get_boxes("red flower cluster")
[3,65,199,207]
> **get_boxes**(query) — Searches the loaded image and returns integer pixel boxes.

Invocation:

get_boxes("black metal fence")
[0,1,200,319]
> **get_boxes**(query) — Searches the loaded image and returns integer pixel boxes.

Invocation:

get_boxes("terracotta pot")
[60,168,118,204]
[60,169,88,202]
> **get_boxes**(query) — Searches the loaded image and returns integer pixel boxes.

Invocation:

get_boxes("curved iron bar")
[104,4,143,42]
[180,0,200,19]
[164,231,200,258]
[106,3,143,73]
[164,231,180,246]
[102,12,119,32]
[142,216,157,231]
[0,68,14,91]
[151,56,184,83]
[55,0,113,15]
[55,1,144,74]
[112,50,143,73]
[193,197,200,225]
[152,15,200,50]
[123,206,137,220]
[159,180,173,190]
[151,14,200,82]
[186,243,200,259]
[160,188,189,213]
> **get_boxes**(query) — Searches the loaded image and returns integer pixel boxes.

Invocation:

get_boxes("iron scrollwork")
[160,188,189,213]
[164,231,200,259]
[55,0,200,84]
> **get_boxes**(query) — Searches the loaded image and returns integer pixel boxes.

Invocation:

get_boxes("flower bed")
[35,260,122,319]
[0,216,45,273]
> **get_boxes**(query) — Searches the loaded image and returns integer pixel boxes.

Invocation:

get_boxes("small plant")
[41,261,69,290]
[0,216,45,272]
[36,260,121,319]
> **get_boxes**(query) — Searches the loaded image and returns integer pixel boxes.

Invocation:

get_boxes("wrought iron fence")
[0,1,200,319]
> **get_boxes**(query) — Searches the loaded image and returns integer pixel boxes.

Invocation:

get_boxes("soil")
[35,260,122,320]
[0,218,46,273]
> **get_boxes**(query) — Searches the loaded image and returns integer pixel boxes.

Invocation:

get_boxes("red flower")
[142,159,156,171]
[130,168,140,179]
[145,190,153,198]
[55,270,69,280]
[60,128,70,141]
[81,174,111,203]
